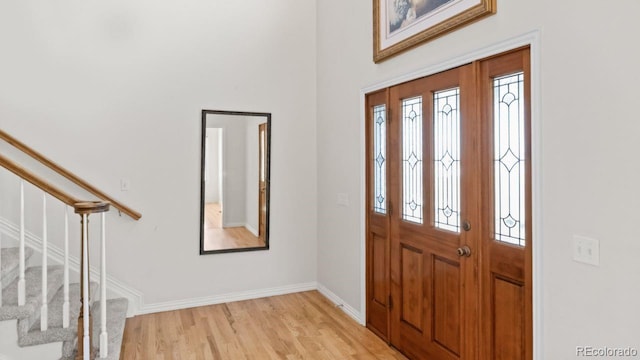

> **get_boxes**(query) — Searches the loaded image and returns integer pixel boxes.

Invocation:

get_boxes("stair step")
[61,298,129,360]
[0,265,64,321]
[19,282,98,347]
[1,247,35,291]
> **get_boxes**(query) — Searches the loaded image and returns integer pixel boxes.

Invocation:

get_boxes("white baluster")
[62,206,70,329]
[82,214,90,360]
[18,180,25,306]
[0,233,3,307]
[40,193,48,331]
[99,212,108,358]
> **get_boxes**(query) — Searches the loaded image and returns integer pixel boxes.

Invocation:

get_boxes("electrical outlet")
[337,193,349,207]
[573,235,599,266]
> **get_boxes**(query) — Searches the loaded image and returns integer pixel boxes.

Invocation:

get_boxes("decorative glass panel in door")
[493,72,526,246]
[433,88,461,232]
[402,96,423,224]
[373,104,387,214]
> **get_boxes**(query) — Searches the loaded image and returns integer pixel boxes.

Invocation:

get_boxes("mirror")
[200,110,270,254]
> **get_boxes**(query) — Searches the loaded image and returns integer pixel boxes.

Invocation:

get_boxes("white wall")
[317,0,640,358]
[206,115,248,227]
[204,128,221,204]
[0,0,317,306]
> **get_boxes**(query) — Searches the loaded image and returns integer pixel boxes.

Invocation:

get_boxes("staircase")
[0,129,141,359]
[0,246,128,360]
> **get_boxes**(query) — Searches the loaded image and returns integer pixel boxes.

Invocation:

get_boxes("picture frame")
[373,0,496,63]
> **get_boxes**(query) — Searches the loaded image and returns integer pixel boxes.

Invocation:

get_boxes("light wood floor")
[204,202,223,229]
[121,291,407,360]
[203,203,265,251]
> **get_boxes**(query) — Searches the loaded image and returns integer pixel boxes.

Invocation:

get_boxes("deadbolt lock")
[462,220,471,231]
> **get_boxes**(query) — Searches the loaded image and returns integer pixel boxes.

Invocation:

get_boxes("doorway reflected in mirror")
[200,110,270,254]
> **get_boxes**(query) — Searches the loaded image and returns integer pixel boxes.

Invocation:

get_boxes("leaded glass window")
[402,97,423,224]
[433,88,460,232]
[494,72,526,246]
[373,105,387,214]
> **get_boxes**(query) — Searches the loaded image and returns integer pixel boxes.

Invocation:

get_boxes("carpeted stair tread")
[60,298,129,360]
[0,265,64,321]
[1,247,34,290]
[19,282,98,346]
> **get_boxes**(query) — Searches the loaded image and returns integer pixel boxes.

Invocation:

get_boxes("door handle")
[456,245,472,257]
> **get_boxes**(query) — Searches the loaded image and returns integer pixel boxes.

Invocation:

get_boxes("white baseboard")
[317,282,365,325]
[0,217,143,317]
[138,282,318,315]
[245,224,258,237]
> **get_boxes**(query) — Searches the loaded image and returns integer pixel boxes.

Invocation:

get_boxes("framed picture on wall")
[373,0,496,63]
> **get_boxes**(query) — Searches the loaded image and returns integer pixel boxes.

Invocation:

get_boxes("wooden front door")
[366,48,532,360]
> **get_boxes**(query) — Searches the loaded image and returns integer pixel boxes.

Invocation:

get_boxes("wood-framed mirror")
[200,110,270,254]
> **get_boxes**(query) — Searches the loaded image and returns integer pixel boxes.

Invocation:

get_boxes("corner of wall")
[316,282,365,325]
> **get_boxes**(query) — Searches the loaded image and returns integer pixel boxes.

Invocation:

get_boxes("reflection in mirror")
[200,110,270,254]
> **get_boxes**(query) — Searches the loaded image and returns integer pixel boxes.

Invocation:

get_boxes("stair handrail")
[1,153,84,208]
[0,129,141,220]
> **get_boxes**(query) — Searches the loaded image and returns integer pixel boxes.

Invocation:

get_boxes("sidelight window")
[373,105,387,214]
[493,72,526,246]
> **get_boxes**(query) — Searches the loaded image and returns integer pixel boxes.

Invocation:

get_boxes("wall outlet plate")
[573,235,599,266]
[337,193,349,207]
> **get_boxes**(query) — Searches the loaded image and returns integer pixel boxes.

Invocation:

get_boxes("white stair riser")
[0,319,62,360]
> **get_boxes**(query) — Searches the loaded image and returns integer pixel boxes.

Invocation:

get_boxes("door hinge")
[388,295,393,309]
[388,201,393,216]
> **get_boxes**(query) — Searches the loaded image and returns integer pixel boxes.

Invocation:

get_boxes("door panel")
[389,65,478,360]
[493,275,525,360]
[433,255,461,356]
[366,89,391,340]
[369,233,389,335]
[400,245,423,331]
[372,234,387,304]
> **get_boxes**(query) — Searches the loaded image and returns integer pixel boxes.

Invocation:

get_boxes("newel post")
[74,201,110,360]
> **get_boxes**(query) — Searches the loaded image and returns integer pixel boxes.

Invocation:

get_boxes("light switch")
[573,235,599,266]
[120,179,130,192]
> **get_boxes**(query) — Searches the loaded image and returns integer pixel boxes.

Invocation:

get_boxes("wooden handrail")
[0,129,141,220]
[0,154,111,215]
[0,153,81,207]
